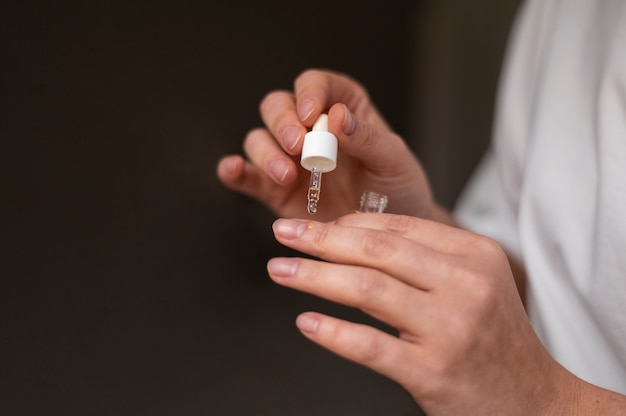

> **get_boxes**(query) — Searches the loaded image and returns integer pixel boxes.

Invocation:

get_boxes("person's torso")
[498,0,626,393]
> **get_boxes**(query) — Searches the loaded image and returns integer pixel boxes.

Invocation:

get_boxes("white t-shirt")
[455,0,626,394]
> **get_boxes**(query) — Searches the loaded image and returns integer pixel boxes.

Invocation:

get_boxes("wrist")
[542,366,626,416]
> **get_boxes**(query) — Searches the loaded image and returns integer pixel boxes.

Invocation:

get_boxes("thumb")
[327,103,415,175]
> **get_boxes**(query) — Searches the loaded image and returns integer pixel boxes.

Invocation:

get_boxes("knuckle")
[359,126,398,153]
[259,89,288,113]
[454,263,498,312]
[383,214,415,234]
[359,122,378,149]
[245,126,266,138]
[297,67,334,81]
[471,234,504,259]
[460,236,508,305]
[470,272,498,306]
[353,329,384,364]
[259,90,293,124]
[355,271,386,302]
[294,69,322,89]
[361,230,397,260]
[309,222,330,247]
[258,91,274,113]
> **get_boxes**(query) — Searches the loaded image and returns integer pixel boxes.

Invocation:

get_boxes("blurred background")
[2,0,520,414]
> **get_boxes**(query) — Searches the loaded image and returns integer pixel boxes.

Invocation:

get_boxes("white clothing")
[455,0,626,394]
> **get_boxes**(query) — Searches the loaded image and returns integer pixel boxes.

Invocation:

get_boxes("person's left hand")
[266,213,573,415]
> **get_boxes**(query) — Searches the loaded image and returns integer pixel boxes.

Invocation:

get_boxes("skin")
[217,69,626,414]
[217,69,433,222]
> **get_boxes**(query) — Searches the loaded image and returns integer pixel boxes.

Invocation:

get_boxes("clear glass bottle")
[358,191,388,213]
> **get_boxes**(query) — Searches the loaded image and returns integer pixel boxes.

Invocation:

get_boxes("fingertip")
[217,155,245,181]
[328,103,356,137]
[294,70,324,124]
[296,312,321,335]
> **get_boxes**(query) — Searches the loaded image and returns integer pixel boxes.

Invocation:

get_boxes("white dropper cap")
[300,114,338,172]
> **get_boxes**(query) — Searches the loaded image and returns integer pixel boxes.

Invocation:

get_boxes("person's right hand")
[217,69,436,222]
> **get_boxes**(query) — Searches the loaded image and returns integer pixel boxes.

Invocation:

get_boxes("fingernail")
[269,159,289,183]
[223,157,238,174]
[298,99,315,122]
[296,313,319,334]
[273,218,307,239]
[342,106,356,135]
[281,125,301,151]
[267,257,299,277]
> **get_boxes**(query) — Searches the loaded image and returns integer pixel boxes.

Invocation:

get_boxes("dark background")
[2,1,520,414]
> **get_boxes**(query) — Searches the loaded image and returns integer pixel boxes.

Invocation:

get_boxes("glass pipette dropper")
[300,114,338,214]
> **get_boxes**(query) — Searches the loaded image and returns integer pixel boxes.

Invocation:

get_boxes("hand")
[266,213,577,415]
[217,69,434,222]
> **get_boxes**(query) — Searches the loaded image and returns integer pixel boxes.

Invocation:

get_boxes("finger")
[217,154,278,203]
[272,218,447,290]
[324,102,433,217]
[267,257,428,333]
[295,312,422,391]
[243,127,299,186]
[336,212,475,256]
[326,103,421,178]
[294,69,388,128]
[259,90,307,155]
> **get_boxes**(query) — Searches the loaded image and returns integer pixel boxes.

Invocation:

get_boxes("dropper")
[300,114,338,214]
